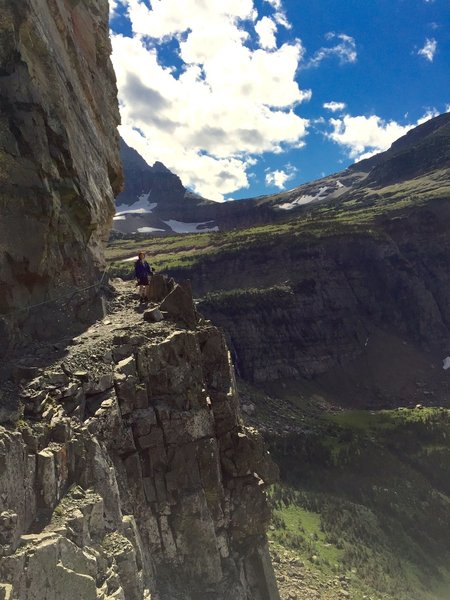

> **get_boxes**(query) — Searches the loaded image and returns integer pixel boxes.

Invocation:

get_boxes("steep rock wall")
[178,201,450,389]
[0,0,122,350]
[0,298,279,599]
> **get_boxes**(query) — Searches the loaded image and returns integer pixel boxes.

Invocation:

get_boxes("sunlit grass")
[107,171,449,281]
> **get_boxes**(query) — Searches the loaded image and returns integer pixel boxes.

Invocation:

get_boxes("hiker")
[134,251,152,303]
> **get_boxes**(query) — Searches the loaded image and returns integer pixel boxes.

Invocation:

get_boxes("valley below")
[107,133,450,599]
[248,382,450,600]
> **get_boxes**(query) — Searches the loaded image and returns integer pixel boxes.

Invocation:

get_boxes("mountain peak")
[151,160,171,173]
[391,111,450,152]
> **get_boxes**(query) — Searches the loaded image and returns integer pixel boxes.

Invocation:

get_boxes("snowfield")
[277,186,331,210]
[163,220,219,234]
[137,227,165,233]
[116,193,158,216]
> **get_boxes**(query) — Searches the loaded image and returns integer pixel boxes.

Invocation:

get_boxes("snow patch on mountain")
[277,186,331,211]
[116,193,158,215]
[137,226,165,233]
[164,220,219,234]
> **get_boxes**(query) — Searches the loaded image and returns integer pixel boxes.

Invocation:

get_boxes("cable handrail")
[0,268,109,318]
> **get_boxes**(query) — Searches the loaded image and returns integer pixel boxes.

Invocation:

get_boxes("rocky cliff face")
[0,283,279,599]
[0,0,122,352]
[171,199,450,405]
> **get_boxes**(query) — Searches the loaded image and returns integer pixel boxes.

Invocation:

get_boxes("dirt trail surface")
[0,281,169,421]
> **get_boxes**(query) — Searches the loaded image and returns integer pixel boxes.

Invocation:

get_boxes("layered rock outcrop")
[0,283,279,599]
[0,0,122,351]
[176,200,450,402]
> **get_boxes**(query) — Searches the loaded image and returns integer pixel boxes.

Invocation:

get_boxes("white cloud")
[264,0,282,8]
[125,0,257,39]
[328,111,438,161]
[416,108,440,124]
[323,101,347,113]
[446,104,450,113]
[255,17,278,50]
[306,33,357,68]
[109,0,124,19]
[263,0,291,29]
[418,38,437,62]
[111,0,310,201]
[265,165,297,189]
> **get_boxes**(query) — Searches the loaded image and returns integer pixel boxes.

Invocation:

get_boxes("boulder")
[143,308,164,323]
[159,284,198,328]
[148,275,175,302]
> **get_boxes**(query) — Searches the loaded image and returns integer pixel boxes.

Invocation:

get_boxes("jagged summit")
[115,138,219,235]
[117,138,186,204]
[151,161,172,173]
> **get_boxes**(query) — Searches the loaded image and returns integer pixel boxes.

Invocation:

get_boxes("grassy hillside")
[107,170,450,279]
[263,400,450,599]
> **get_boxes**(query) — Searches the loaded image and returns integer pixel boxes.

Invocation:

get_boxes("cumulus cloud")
[323,101,347,113]
[306,33,357,68]
[255,17,278,50]
[263,0,291,29]
[265,165,297,189]
[418,38,437,61]
[416,108,440,124]
[327,111,439,161]
[111,0,310,200]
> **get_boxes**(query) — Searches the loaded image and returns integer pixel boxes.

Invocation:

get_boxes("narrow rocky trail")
[0,279,280,599]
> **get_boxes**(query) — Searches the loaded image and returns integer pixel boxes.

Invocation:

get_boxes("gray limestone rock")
[0,0,122,354]
[159,284,198,328]
[147,274,175,303]
[0,319,280,600]
[143,308,164,323]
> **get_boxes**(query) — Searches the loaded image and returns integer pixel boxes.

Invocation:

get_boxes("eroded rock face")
[181,201,450,389]
[0,285,279,599]
[0,0,122,351]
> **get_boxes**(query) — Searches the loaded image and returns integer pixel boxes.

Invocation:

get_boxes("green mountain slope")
[241,381,450,600]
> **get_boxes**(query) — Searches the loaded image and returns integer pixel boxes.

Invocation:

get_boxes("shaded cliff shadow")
[0,285,116,423]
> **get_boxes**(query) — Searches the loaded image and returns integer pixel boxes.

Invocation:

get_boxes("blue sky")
[110,0,449,201]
